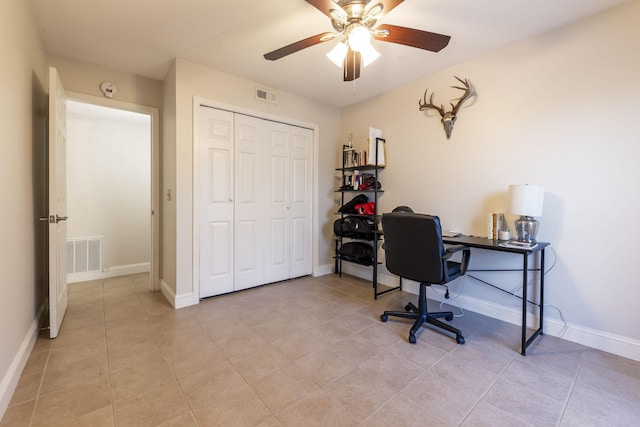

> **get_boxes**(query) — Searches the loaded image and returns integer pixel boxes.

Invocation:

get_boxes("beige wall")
[161,58,342,305]
[162,62,178,292]
[47,55,163,109]
[0,0,48,415]
[341,1,640,358]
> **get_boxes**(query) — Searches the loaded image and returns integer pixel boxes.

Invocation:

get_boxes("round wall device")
[100,81,116,98]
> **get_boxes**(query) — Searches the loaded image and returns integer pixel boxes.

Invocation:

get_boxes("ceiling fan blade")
[365,0,405,18]
[305,0,345,19]
[373,24,451,52]
[343,49,361,82]
[264,32,334,61]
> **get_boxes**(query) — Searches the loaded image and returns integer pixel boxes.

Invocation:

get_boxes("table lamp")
[508,184,544,244]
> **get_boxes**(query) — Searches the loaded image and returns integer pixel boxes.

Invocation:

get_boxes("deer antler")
[418,89,445,117]
[418,76,473,139]
[449,76,472,115]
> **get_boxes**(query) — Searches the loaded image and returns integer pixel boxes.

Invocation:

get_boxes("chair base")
[380,283,465,345]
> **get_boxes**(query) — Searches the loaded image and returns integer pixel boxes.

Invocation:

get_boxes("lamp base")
[514,216,539,243]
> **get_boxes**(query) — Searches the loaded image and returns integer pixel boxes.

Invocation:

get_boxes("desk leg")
[521,254,528,355]
[522,248,546,355]
[539,248,545,334]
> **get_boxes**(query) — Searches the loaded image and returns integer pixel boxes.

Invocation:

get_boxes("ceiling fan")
[264,0,451,81]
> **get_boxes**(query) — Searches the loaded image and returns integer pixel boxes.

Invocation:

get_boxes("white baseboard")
[0,300,47,420]
[315,263,334,277]
[68,262,150,283]
[160,279,176,308]
[159,279,196,309]
[174,291,196,309]
[340,267,640,362]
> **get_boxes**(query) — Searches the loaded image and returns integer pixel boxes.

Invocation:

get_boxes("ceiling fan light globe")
[326,41,348,67]
[361,43,380,67]
[348,25,371,52]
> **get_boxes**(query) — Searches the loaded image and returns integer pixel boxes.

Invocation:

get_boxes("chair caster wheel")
[404,304,412,312]
[445,315,453,321]
[380,314,388,322]
[456,335,465,344]
[409,334,417,344]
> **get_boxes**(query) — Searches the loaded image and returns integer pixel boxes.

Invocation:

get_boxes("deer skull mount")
[418,76,473,140]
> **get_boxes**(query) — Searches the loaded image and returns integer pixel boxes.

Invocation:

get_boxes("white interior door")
[48,67,68,338]
[288,126,313,278]
[199,107,234,298]
[234,114,266,291]
[264,120,291,283]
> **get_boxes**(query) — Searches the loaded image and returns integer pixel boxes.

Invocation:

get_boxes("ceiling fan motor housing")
[331,0,382,31]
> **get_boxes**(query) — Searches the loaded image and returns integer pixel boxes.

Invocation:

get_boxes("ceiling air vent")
[255,88,278,104]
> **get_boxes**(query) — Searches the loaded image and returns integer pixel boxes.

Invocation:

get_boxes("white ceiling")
[30,0,627,108]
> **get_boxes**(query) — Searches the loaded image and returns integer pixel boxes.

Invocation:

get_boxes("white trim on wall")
[0,300,47,418]
[342,266,640,361]
[67,262,151,283]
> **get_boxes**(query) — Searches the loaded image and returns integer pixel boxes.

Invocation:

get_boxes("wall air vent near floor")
[67,237,103,281]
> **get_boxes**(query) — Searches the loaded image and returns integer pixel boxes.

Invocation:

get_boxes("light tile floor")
[3,273,640,426]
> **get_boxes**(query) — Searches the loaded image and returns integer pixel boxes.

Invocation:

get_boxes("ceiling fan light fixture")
[373,28,390,38]
[326,41,348,67]
[348,24,371,52]
[329,8,347,23]
[363,4,383,21]
[360,42,380,67]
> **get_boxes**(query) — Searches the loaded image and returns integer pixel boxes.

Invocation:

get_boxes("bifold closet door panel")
[199,107,234,298]
[289,126,313,278]
[264,120,291,284]
[234,114,267,291]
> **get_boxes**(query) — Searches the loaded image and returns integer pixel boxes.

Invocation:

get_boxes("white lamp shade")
[509,184,544,217]
[360,42,380,67]
[326,41,348,68]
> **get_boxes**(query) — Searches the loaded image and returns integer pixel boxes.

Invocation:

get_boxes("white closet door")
[199,107,234,298]
[234,114,266,290]
[264,120,291,283]
[198,106,313,297]
[289,126,313,278]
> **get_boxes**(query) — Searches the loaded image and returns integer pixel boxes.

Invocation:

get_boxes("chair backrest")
[391,205,414,213]
[381,212,445,283]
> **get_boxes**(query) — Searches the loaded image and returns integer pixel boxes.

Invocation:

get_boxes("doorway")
[65,94,159,290]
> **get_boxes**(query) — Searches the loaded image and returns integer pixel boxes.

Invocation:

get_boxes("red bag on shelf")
[354,202,376,215]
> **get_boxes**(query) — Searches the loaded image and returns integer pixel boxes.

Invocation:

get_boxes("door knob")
[39,215,68,223]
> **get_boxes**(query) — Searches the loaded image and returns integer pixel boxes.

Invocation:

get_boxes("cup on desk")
[499,230,511,240]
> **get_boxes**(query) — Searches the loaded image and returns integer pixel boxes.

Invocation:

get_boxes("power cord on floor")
[465,245,568,333]
[431,274,467,318]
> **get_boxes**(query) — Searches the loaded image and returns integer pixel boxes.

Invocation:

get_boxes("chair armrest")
[444,245,468,256]
[444,245,471,274]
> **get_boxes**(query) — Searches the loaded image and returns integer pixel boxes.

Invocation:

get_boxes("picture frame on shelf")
[367,127,385,166]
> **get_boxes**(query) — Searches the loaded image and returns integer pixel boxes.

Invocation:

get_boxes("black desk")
[443,236,549,356]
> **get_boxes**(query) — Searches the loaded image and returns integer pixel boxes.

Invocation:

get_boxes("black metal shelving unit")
[333,137,400,299]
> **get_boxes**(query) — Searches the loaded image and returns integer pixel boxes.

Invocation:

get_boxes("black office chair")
[380,212,470,344]
[391,205,414,213]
